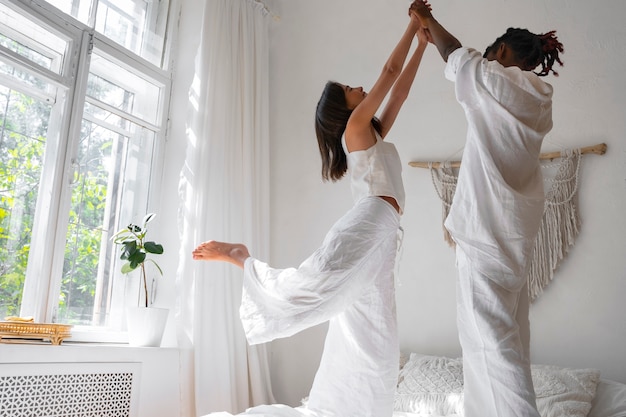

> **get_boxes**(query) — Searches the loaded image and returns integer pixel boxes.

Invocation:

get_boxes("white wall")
[260,0,626,406]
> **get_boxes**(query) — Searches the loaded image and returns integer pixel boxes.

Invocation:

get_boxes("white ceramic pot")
[126,306,169,347]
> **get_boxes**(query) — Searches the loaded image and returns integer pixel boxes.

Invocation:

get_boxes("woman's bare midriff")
[378,196,400,213]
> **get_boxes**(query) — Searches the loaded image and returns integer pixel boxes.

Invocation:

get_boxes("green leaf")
[128,251,146,268]
[111,228,132,242]
[142,213,156,227]
[120,241,137,260]
[144,241,164,254]
[121,262,136,274]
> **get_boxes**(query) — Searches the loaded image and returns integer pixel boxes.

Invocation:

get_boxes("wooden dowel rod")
[409,160,462,169]
[408,142,607,169]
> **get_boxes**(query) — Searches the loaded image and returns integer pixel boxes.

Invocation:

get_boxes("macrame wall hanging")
[410,143,607,302]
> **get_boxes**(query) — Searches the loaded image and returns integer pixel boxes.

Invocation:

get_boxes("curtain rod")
[408,142,607,169]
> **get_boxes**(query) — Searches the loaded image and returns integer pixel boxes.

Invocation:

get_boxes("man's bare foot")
[192,240,250,268]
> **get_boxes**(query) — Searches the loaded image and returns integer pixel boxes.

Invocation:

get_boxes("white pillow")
[533,364,601,417]
[587,379,626,417]
[394,353,601,417]
[394,354,463,415]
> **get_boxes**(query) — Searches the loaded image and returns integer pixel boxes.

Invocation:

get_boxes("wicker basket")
[0,321,73,345]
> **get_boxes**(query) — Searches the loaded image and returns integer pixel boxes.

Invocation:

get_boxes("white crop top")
[342,132,405,214]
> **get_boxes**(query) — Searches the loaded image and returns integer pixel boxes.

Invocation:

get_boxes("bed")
[204,352,626,417]
[392,353,626,417]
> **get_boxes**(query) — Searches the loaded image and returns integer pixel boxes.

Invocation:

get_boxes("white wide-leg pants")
[241,197,402,417]
[455,246,539,417]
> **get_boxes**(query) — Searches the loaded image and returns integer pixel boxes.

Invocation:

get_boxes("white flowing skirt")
[240,196,402,417]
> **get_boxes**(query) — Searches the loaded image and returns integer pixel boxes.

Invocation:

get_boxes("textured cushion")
[394,354,463,415]
[533,364,601,417]
[394,353,601,417]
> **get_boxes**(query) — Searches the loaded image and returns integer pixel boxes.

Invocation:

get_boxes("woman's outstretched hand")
[416,22,433,44]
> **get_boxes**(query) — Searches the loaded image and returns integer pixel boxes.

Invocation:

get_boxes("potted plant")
[113,213,168,347]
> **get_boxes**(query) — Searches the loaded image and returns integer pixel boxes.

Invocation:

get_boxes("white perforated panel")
[0,362,140,417]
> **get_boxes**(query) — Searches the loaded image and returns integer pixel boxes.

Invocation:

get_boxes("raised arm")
[345,14,421,146]
[378,16,430,138]
[410,0,461,62]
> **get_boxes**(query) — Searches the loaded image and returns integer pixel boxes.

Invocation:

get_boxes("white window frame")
[1,0,172,342]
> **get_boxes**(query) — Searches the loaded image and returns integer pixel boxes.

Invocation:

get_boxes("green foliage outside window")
[0,86,111,324]
[0,88,47,318]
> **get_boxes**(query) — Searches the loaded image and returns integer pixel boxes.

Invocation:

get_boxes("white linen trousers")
[455,245,536,417]
[240,196,402,417]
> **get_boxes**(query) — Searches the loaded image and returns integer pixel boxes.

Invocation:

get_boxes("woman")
[193,4,430,416]
[410,1,564,416]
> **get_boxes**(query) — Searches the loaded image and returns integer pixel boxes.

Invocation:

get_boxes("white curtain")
[176,0,275,415]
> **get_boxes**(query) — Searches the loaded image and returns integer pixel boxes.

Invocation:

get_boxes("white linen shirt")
[342,132,406,214]
[443,47,553,290]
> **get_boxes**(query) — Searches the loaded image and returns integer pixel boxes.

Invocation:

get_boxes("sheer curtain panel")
[176,0,275,415]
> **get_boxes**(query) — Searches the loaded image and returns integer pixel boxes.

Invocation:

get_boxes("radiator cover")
[0,362,141,417]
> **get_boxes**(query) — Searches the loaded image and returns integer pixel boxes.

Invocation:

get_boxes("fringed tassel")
[429,163,457,247]
[527,150,582,301]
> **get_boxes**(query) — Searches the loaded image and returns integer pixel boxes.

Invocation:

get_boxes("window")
[0,0,173,340]
[43,0,169,67]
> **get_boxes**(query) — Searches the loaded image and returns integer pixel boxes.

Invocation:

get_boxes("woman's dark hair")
[315,81,382,182]
[483,28,564,76]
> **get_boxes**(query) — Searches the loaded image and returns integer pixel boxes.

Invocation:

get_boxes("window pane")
[58,117,154,326]
[57,48,159,328]
[43,0,94,26]
[0,2,69,76]
[0,60,57,103]
[41,0,170,69]
[88,51,162,126]
[0,85,51,319]
[95,0,169,67]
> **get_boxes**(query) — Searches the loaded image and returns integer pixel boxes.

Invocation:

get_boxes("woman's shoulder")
[343,125,378,153]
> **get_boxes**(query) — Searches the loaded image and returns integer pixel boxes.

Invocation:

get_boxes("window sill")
[0,343,179,365]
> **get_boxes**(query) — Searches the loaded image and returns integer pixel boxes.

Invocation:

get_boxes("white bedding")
[202,405,458,417]
[206,409,458,417]
[589,379,626,417]
[394,353,626,417]
[394,378,626,416]
[202,359,626,417]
